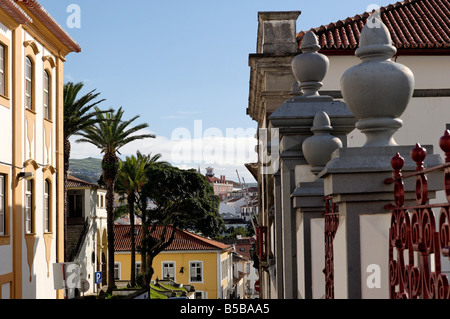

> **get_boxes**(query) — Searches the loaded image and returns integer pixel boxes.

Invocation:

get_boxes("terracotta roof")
[66,175,99,189]
[0,0,31,24]
[114,224,232,252]
[297,0,450,52]
[15,0,81,53]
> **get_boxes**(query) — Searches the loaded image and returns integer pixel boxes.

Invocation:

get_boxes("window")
[43,70,50,119]
[162,262,175,281]
[190,261,203,283]
[114,262,121,280]
[0,175,4,235]
[0,44,4,96]
[68,192,83,218]
[44,180,50,233]
[25,179,33,234]
[221,259,228,280]
[25,57,32,110]
[195,291,206,299]
[135,262,141,279]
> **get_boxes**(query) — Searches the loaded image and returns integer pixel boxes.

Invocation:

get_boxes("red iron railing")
[323,195,339,299]
[385,130,450,299]
[256,226,268,261]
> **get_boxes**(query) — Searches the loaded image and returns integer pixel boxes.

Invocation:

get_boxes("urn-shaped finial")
[292,31,329,98]
[302,111,343,174]
[340,17,415,147]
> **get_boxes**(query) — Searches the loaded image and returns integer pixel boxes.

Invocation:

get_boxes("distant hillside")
[69,157,102,184]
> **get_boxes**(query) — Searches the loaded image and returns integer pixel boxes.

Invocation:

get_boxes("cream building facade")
[0,0,79,299]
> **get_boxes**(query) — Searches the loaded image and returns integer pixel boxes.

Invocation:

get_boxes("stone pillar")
[320,18,443,299]
[272,170,284,296]
[268,31,356,299]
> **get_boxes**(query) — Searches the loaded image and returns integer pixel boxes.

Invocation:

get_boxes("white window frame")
[0,44,5,96]
[114,262,121,280]
[0,174,4,235]
[44,180,50,233]
[43,70,50,119]
[189,261,203,284]
[195,291,207,299]
[162,261,176,281]
[25,179,33,234]
[135,261,141,279]
[25,57,32,110]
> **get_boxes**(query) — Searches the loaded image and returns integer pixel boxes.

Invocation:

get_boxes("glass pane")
[0,175,3,235]
[44,71,49,90]
[0,72,4,96]
[26,58,31,78]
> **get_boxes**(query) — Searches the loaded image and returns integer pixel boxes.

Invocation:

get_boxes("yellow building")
[114,224,234,299]
[0,0,80,299]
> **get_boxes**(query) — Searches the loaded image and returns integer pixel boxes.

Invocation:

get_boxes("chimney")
[257,11,301,54]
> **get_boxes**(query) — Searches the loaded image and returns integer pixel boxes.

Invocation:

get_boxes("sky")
[38,0,394,183]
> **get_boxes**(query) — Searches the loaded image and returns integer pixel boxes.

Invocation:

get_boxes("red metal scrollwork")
[323,195,339,299]
[256,226,268,261]
[386,131,450,299]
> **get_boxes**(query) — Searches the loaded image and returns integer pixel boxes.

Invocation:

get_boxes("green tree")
[76,107,154,292]
[139,164,224,287]
[133,152,169,278]
[63,82,110,260]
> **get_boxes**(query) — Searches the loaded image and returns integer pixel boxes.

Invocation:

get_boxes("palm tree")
[63,82,110,260]
[76,107,155,292]
[115,154,147,287]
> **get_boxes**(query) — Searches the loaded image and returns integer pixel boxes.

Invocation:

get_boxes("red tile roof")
[16,0,81,53]
[66,175,100,189]
[297,0,450,52]
[114,224,232,252]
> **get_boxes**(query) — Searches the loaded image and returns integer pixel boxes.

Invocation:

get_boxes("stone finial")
[340,17,415,147]
[291,31,329,98]
[302,111,343,174]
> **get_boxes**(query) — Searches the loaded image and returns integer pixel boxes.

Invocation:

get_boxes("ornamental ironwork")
[323,195,339,299]
[385,130,450,299]
[256,226,268,261]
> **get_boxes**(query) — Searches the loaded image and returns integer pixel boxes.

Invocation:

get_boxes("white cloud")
[69,127,258,183]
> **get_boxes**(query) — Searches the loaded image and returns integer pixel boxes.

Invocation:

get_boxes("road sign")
[95,271,102,284]
[80,279,90,293]
[53,263,81,290]
[254,280,260,293]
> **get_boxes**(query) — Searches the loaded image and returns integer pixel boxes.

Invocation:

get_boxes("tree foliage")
[139,164,224,286]
[76,107,154,292]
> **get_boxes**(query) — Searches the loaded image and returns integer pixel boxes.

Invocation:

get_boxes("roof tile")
[114,224,231,252]
[298,0,450,51]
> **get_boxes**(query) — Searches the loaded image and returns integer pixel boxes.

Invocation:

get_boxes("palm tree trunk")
[63,138,71,261]
[106,180,116,293]
[103,153,119,293]
[140,196,148,276]
[128,192,136,287]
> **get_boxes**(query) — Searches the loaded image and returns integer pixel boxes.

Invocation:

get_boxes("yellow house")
[114,224,234,299]
[0,0,80,299]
